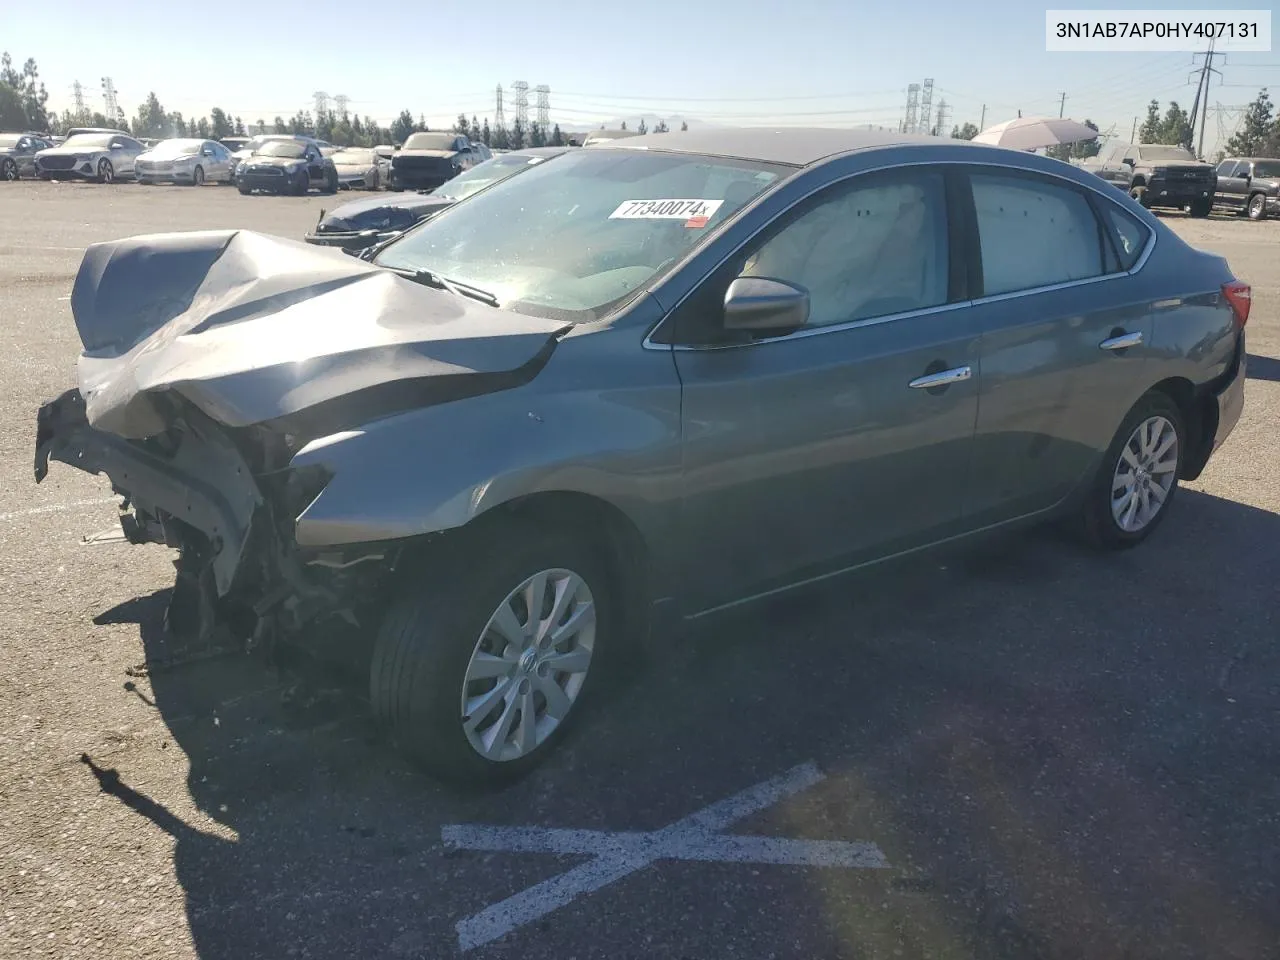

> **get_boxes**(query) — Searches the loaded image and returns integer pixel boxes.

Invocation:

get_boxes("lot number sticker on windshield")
[610,198,724,222]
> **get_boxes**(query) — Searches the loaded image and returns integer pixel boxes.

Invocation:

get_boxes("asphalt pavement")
[1,180,1278,960]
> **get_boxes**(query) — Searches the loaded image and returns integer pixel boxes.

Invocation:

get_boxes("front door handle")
[908,365,972,390]
[1100,331,1144,351]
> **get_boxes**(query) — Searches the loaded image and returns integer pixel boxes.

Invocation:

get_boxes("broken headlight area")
[34,387,400,660]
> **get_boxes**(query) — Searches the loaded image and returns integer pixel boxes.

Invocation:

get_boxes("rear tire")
[1247,193,1268,220]
[370,520,614,786]
[323,169,338,194]
[1078,391,1185,550]
[293,175,309,196]
[1129,184,1147,207]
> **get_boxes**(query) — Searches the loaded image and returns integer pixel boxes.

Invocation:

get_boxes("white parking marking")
[443,761,888,951]
[0,497,117,522]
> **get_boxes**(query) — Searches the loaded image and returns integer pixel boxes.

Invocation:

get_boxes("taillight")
[1222,280,1251,329]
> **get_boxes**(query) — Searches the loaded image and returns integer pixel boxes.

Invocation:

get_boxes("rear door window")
[970,171,1105,296]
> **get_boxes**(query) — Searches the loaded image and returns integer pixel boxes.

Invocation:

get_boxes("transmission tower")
[902,84,920,134]
[918,79,935,136]
[934,98,950,138]
[534,85,550,127]
[100,77,120,124]
[313,91,330,119]
[512,81,529,126]
[333,94,349,117]
[72,80,86,118]
[495,85,506,130]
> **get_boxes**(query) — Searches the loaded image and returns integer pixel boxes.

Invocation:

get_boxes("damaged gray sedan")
[35,129,1247,784]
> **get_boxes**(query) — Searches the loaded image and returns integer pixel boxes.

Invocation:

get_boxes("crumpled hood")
[71,229,568,439]
[319,192,453,229]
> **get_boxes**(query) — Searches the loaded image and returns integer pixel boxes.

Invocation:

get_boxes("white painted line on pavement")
[0,497,117,522]
[443,761,889,951]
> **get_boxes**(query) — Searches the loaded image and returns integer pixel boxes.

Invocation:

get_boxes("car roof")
[503,146,571,159]
[588,126,990,167]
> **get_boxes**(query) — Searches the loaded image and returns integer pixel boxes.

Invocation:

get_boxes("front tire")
[191,165,205,186]
[237,182,251,195]
[1129,184,1147,207]
[97,159,114,184]
[370,522,611,785]
[1189,198,1212,217]
[1,158,16,181]
[1078,391,1184,550]
[1247,193,1268,221]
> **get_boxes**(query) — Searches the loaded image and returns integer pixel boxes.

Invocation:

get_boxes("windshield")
[257,141,307,159]
[149,139,205,157]
[375,148,787,322]
[403,132,458,151]
[63,134,114,149]
[244,135,290,152]
[1139,145,1196,163]
[0,134,21,148]
[1253,160,1280,177]
[333,148,374,163]
[436,153,555,200]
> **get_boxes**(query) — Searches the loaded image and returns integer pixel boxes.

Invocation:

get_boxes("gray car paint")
[36,129,1245,625]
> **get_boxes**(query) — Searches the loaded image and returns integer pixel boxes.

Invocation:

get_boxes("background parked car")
[389,131,489,191]
[236,139,338,195]
[1213,157,1280,220]
[330,147,385,190]
[135,138,234,186]
[0,132,53,180]
[219,136,250,153]
[1080,140,1216,216]
[228,134,312,180]
[34,132,144,183]
[63,126,129,139]
[305,146,570,250]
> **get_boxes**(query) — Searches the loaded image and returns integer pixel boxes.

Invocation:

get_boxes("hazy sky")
[3,0,1277,153]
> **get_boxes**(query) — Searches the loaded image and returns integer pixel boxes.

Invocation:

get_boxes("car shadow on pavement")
[88,486,1280,960]
[1246,353,1280,382]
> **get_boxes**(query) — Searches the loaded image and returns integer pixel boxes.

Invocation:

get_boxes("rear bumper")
[1209,337,1245,455]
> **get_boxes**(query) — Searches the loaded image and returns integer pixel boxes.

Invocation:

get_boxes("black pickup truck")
[1213,157,1280,220]
[1081,141,1216,216]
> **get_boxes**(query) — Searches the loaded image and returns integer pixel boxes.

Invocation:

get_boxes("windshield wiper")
[385,266,501,307]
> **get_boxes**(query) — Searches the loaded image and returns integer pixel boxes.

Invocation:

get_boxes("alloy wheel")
[1249,194,1266,220]
[460,568,596,762]
[2,160,16,181]
[1111,415,1178,533]
[99,160,113,183]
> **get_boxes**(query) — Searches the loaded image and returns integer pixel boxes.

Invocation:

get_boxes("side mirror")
[1121,157,1135,167]
[722,276,809,335]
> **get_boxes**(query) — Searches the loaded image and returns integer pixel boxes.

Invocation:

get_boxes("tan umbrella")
[973,116,1098,151]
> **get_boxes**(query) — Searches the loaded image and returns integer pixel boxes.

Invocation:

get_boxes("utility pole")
[979,104,986,130]
[1186,37,1221,157]
[935,99,950,138]
[494,85,505,131]
[72,80,86,120]
[919,79,934,136]
[902,83,920,134]
[1058,92,1067,118]
[1130,116,1137,141]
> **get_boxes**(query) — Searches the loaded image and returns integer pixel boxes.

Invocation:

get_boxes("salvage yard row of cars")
[5,126,1279,221]
[34,127,1249,786]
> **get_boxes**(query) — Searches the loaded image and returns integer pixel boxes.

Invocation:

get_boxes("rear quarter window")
[1098,202,1150,272]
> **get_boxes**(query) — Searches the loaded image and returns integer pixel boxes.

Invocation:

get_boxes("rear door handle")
[909,366,972,389]
[1100,331,1144,351]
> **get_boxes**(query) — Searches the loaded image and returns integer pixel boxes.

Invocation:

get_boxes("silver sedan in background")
[135,138,234,186]
[330,147,385,190]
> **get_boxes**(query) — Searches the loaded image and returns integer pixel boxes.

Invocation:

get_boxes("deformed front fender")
[289,364,682,561]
